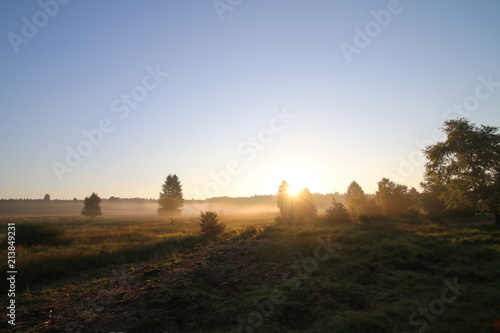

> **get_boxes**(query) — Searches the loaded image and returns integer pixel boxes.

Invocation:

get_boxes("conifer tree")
[158,174,184,216]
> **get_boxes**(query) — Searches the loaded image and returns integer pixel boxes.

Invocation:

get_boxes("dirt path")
[10,240,246,333]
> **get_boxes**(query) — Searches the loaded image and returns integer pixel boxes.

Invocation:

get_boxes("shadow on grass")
[3,234,207,294]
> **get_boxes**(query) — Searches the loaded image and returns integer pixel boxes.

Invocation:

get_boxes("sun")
[287,184,301,196]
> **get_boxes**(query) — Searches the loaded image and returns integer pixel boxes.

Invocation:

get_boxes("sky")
[1,0,499,200]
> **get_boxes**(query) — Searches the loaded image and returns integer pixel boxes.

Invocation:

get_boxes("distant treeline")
[0,193,352,216]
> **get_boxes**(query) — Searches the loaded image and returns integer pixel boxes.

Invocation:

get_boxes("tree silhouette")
[423,119,500,224]
[293,188,317,224]
[419,180,446,220]
[345,181,366,219]
[277,180,293,220]
[376,178,409,217]
[81,193,102,219]
[43,194,51,201]
[158,174,184,216]
[276,181,317,225]
[325,198,350,223]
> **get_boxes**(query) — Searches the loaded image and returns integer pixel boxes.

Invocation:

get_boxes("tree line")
[274,119,499,225]
[81,119,499,224]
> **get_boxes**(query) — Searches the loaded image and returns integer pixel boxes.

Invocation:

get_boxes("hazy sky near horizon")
[1,0,499,200]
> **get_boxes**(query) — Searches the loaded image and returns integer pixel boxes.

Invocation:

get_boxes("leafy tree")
[405,187,422,219]
[360,197,384,221]
[43,194,51,201]
[158,174,184,216]
[293,188,318,224]
[423,119,500,224]
[81,193,102,219]
[419,180,446,220]
[277,180,292,221]
[376,178,409,217]
[345,181,366,219]
[199,211,225,236]
[407,187,420,207]
[276,181,317,224]
[325,198,350,223]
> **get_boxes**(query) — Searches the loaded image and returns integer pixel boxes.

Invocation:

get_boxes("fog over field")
[0,193,346,216]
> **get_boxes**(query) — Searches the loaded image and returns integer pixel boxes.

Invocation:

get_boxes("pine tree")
[158,174,184,216]
[81,193,102,219]
[199,211,225,236]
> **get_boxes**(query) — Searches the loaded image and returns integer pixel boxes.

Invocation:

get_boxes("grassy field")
[1,213,500,332]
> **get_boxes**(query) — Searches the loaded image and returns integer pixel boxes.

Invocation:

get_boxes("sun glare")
[287,184,301,196]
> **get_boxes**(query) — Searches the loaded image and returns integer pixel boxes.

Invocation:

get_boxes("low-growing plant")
[199,211,226,237]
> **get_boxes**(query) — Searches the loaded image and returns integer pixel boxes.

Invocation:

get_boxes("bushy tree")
[419,180,446,220]
[345,181,366,219]
[43,194,51,201]
[376,178,410,217]
[293,188,318,224]
[360,197,384,220]
[81,193,102,219]
[423,119,500,223]
[325,198,350,223]
[276,181,317,225]
[158,174,184,216]
[277,180,293,221]
[199,211,225,236]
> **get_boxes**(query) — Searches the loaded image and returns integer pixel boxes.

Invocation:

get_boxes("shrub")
[404,205,421,219]
[324,199,350,224]
[238,226,261,239]
[199,211,225,237]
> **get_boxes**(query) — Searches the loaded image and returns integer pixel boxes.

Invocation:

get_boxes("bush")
[404,206,421,219]
[199,211,225,237]
[237,226,261,239]
[324,199,350,224]
[16,221,65,246]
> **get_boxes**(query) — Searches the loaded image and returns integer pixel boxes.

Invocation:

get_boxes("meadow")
[1,213,499,332]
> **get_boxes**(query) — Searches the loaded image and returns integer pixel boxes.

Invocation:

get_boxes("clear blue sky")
[1,0,499,200]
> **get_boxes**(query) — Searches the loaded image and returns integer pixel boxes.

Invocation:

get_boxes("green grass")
[142,218,500,332]
[2,214,499,332]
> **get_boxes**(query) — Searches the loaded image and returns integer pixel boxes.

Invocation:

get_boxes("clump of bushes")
[199,211,225,237]
[237,226,261,239]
